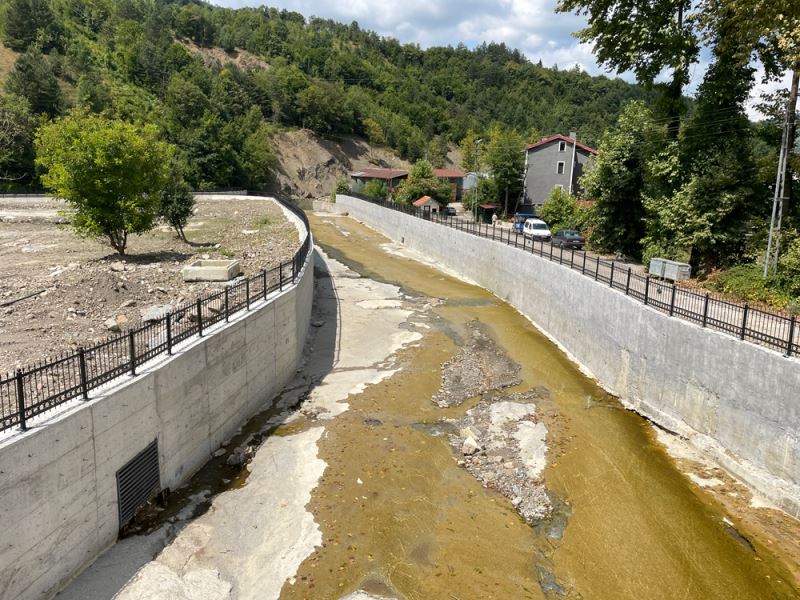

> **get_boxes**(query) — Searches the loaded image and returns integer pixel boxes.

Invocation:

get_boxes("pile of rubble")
[432,320,521,407]
[448,391,552,523]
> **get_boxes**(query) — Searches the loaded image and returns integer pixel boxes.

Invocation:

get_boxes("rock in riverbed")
[448,391,551,522]
[432,320,521,407]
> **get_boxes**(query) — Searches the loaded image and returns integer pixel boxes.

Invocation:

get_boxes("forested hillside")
[0,0,653,190]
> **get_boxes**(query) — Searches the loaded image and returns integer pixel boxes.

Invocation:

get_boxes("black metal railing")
[0,195,312,434]
[346,195,799,360]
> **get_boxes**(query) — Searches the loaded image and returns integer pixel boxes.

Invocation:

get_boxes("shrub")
[363,179,388,200]
[331,176,350,201]
[708,265,790,308]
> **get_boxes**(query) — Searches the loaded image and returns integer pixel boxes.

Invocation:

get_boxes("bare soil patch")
[0,196,299,374]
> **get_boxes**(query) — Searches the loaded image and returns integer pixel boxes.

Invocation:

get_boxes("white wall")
[334,194,800,517]
[0,241,314,600]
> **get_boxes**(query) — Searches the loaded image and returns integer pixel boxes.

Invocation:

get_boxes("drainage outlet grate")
[116,439,161,529]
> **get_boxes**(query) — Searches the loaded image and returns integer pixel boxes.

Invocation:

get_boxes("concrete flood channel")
[62,213,797,600]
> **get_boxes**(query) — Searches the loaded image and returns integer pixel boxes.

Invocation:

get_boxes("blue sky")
[211,0,789,118]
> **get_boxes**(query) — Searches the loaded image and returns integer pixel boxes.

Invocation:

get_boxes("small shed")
[478,204,499,223]
[413,195,443,219]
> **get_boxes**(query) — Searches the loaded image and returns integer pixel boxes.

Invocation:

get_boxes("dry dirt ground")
[0,196,299,374]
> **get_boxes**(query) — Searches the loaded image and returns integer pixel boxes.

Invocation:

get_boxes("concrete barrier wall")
[333,194,800,516]
[0,240,314,600]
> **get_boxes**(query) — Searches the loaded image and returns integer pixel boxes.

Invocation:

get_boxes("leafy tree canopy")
[35,112,173,254]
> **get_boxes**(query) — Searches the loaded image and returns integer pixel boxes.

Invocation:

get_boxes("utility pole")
[764,80,795,277]
[782,67,799,217]
[473,138,483,223]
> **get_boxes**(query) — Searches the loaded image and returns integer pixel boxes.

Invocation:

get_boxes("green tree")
[2,0,59,52]
[362,117,385,145]
[35,112,172,255]
[426,135,449,168]
[159,159,195,242]
[582,101,666,258]
[459,130,481,173]
[557,0,698,133]
[395,159,452,205]
[4,45,62,116]
[0,94,37,183]
[241,122,277,190]
[540,187,586,233]
[484,126,525,216]
[643,15,759,272]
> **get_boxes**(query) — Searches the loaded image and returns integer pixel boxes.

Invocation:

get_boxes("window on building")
[559,141,566,152]
[557,161,565,175]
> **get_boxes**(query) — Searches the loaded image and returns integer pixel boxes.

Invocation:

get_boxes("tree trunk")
[783,65,799,217]
[666,4,687,138]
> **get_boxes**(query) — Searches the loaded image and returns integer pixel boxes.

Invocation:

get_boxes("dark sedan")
[552,229,585,249]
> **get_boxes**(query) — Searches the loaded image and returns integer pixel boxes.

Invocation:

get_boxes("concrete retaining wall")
[333,194,800,516]
[0,236,314,600]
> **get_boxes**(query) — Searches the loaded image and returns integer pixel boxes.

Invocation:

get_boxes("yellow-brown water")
[279,214,799,599]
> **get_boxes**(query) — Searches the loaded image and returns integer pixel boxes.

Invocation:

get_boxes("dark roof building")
[522,133,597,209]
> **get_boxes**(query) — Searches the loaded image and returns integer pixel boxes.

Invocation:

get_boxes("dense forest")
[0,0,654,190]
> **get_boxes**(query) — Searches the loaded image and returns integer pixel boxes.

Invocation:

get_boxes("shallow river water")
[282,214,799,599]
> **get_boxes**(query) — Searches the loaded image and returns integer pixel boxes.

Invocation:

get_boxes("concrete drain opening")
[116,439,161,531]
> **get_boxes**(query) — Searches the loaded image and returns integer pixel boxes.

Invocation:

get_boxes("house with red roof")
[413,195,443,217]
[521,133,597,210]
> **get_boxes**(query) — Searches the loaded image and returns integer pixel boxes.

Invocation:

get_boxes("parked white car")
[522,218,552,242]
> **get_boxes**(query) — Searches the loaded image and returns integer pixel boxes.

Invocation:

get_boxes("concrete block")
[181,259,241,282]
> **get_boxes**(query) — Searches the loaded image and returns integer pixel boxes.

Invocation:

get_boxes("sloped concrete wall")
[0,244,313,600]
[334,194,800,517]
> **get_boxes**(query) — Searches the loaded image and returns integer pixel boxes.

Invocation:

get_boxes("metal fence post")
[279,263,284,291]
[625,268,631,295]
[644,275,650,305]
[702,293,710,327]
[15,369,26,431]
[292,258,297,283]
[262,269,268,300]
[582,252,586,275]
[166,313,173,355]
[559,245,564,264]
[197,299,203,337]
[78,347,89,400]
[245,278,251,310]
[522,235,526,251]
[786,315,796,357]
[595,258,600,281]
[669,283,677,315]
[570,248,575,268]
[129,331,137,375]
[740,303,749,340]
[224,287,230,323]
